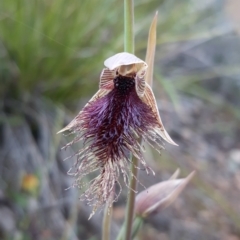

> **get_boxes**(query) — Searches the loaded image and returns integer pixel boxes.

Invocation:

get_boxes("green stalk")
[131,216,144,238]
[124,0,134,53]
[118,10,157,240]
[123,156,139,240]
[116,216,143,240]
[102,204,112,240]
[102,2,135,237]
[123,0,136,239]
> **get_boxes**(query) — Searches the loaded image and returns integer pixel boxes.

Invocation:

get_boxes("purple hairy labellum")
[58,52,178,218]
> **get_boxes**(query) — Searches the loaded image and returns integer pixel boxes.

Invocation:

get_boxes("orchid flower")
[58,52,177,218]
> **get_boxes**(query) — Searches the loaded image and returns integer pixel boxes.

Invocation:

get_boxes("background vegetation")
[0,0,240,239]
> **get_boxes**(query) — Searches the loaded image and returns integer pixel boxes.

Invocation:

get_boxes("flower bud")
[135,169,195,218]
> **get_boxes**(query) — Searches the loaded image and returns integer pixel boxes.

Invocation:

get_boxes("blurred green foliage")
[0,0,216,105]
[0,0,124,103]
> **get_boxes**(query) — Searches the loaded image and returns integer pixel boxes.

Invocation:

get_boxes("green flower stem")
[131,216,144,239]
[102,1,134,238]
[116,216,143,240]
[123,155,139,240]
[102,204,112,240]
[119,7,157,240]
[124,0,138,240]
[124,0,134,53]
[123,0,137,239]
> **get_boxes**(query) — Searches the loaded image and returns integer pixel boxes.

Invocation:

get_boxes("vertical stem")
[118,10,157,240]
[124,1,136,239]
[124,156,139,240]
[124,0,134,53]
[102,204,112,240]
[116,215,143,240]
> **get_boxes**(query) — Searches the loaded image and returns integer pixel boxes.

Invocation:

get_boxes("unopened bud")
[135,169,195,218]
